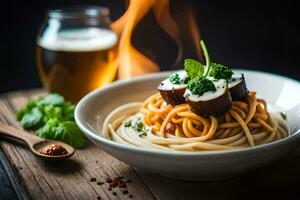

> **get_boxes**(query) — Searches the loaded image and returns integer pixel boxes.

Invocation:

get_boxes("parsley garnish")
[138,132,147,138]
[132,118,145,132]
[209,63,233,80]
[129,118,148,137]
[187,77,216,96]
[280,112,287,120]
[16,93,85,149]
[169,72,189,84]
[124,121,132,127]
[180,40,234,96]
[185,41,216,95]
[169,73,181,84]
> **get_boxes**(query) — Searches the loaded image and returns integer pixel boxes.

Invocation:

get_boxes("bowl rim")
[75,69,300,157]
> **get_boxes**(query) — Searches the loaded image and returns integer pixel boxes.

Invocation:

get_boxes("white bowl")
[75,70,300,181]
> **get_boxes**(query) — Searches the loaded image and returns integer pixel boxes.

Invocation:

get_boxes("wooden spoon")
[0,122,75,160]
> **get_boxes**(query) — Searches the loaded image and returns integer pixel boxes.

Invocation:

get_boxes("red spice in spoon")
[40,144,68,156]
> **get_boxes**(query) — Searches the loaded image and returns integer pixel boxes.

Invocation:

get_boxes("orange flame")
[111,0,201,79]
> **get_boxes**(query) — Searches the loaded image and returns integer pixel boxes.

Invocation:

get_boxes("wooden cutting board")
[0,89,300,200]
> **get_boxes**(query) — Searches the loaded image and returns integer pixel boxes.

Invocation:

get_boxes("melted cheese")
[228,73,243,88]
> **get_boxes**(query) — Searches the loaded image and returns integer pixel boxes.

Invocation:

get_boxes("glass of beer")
[36,6,118,102]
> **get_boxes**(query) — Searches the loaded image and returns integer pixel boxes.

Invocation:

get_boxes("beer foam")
[38,28,117,52]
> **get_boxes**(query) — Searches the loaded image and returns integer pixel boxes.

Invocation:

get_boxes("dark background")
[2,0,300,95]
[1,0,300,199]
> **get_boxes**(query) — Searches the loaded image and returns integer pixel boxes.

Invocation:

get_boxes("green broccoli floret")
[209,63,233,80]
[187,77,216,96]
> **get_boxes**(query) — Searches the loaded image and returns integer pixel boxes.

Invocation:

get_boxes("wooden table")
[0,89,300,200]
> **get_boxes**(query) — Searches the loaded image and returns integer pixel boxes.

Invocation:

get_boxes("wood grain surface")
[0,89,300,200]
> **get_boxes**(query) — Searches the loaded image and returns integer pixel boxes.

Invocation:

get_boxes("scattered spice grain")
[90,177,96,182]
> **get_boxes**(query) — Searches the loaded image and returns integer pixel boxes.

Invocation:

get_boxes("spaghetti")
[103,92,289,152]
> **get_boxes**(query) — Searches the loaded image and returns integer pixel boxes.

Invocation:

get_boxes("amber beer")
[36,28,118,102]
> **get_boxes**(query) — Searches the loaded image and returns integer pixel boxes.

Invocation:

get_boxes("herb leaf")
[126,118,148,137]
[184,59,204,79]
[21,107,43,129]
[54,121,85,149]
[169,72,190,84]
[36,118,60,138]
[16,93,85,149]
[37,121,85,149]
[132,118,145,132]
[209,63,233,80]
[62,103,75,121]
[124,121,132,127]
[139,132,147,138]
[187,77,216,96]
[280,112,287,120]
[169,73,181,84]
[36,93,65,107]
